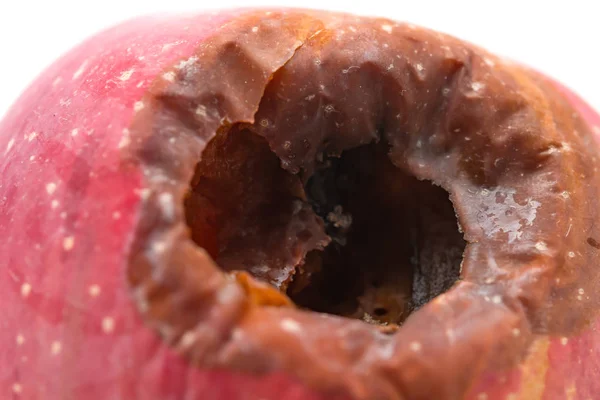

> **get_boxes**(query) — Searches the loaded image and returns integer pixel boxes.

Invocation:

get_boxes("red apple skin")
[1,9,600,400]
[0,10,341,400]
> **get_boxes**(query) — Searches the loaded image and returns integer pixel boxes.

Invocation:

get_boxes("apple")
[2,8,600,400]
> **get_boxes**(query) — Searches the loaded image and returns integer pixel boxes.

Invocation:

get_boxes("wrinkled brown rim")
[125,10,600,400]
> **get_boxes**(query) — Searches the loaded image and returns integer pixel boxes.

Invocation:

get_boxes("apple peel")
[2,8,600,400]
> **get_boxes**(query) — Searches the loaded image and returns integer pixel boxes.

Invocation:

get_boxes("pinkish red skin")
[1,9,600,400]
[0,10,344,400]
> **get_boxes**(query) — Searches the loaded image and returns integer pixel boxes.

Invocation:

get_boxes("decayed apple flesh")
[125,10,600,400]
[185,125,465,328]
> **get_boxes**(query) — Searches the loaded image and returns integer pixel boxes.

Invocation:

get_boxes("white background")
[0,0,598,120]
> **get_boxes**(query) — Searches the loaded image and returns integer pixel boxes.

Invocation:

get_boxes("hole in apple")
[185,125,465,329]
[373,308,388,316]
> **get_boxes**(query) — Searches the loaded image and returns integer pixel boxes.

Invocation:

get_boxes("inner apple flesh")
[185,124,465,328]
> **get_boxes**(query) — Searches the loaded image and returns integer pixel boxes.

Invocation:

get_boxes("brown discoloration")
[586,237,600,249]
[126,9,600,400]
[517,337,550,400]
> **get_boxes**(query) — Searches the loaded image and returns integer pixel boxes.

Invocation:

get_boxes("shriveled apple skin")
[464,84,600,400]
[1,9,600,400]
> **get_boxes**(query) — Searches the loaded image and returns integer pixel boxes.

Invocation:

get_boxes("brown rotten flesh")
[185,127,464,329]
[127,10,600,400]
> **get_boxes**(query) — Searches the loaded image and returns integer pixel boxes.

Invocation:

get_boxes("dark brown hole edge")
[126,10,600,400]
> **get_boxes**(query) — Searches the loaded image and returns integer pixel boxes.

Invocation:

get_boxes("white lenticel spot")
[280,318,301,333]
[381,24,393,33]
[535,241,548,251]
[161,43,176,52]
[216,283,241,304]
[484,57,496,67]
[20,283,32,298]
[102,317,115,333]
[26,131,38,142]
[60,211,67,219]
[136,80,145,88]
[505,393,518,400]
[568,251,576,258]
[51,199,59,209]
[71,128,79,137]
[477,393,488,400]
[63,236,75,251]
[492,295,502,304]
[561,337,569,346]
[512,328,521,337]
[12,383,22,394]
[135,188,151,200]
[134,101,145,112]
[175,56,198,70]
[118,69,134,81]
[180,331,197,348]
[471,82,485,92]
[112,211,121,220]
[231,328,245,341]
[561,191,570,199]
[5,138,15,155]
[46,182,57,195]
[162,71,176,82]
[72,60,89,80]
[409,341,422,352]
[16,334,25,345]
[51,341,62,355]
[578,288,585,295]
[195,105,208,118]
[158,192,175,220]
[153,241,167,253]
[53,76,63,87]
[251,26,259,33]
[593,126,600,135]
[118,136,131,149]
[89,284,101,297]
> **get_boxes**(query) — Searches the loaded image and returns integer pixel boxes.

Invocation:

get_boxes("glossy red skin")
[1,9,599,400]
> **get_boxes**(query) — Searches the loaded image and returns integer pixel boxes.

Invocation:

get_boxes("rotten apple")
[2,8,600,400]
